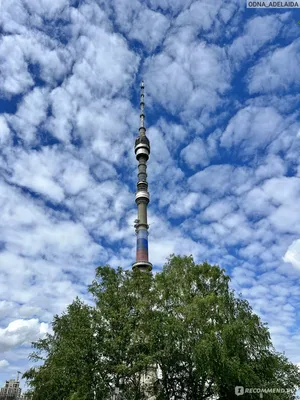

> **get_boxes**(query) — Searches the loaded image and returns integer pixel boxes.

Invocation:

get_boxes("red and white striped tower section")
[132,81,152,272]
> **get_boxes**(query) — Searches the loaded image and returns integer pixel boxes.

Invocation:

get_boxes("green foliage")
[23,298,96,400]
[24,256,300,399]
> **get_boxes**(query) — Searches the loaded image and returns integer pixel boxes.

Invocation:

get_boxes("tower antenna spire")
[132,81,152,272]
[140,80,145,130]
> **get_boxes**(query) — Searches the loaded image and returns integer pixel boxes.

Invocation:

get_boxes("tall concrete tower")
[132,81,152,272]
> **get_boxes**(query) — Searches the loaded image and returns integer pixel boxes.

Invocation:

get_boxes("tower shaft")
[132,81,152,272]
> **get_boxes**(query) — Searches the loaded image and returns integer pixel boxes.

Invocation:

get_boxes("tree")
[23,298,96,400]
[148,255,300,399]
[24,255,300,399]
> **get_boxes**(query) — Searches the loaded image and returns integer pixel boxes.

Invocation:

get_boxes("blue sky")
[1,0,300,388]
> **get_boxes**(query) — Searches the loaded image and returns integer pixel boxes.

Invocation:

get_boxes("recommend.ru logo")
[235,386,293,398]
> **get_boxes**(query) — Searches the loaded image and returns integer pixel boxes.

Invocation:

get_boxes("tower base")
[132,261,152,272]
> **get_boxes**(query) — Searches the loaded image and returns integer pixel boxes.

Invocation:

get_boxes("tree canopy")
[23,255,300,399]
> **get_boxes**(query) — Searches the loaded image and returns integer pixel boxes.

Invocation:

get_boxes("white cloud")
[0,0,30,35]
[221,106,285,155]
[22,0,68,18]
[0,360,9,369]
[0,302,16,320]
[144,33,230,119]
[229,13,288,65]
[0,319,49,352]
[157,118,188,151]
[5,148,65,202]
[201,198,236,222]
[181,137,210,168]
[262,177,300,206]
[0,178,104,314]
[188,164,253,197]
[148,0,193,14]
[8,87,49,144]
[46,86,74,142]
[75,98,136,163]
[248,38,300,94]
[0,30,71,97]
[144,53,193,114]
[239,242,266,259]
[168,192,210,218]
[148,213,207,267]
[231,266,256,287]
[270,204,300,234]
[128,8,170,51]
[175,0,224,32]
[242,187,274,219]
[0,36,34,96]
[255,154,287,181]
[0,116,10,145]
[70,15,139,100]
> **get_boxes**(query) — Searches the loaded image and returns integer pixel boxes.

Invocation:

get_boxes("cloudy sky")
[1,0,300,388]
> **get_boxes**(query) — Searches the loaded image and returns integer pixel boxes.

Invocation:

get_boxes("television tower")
[132,81,152,272]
